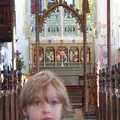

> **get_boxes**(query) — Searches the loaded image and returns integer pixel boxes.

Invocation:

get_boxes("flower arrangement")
[16,50,25,70]
[16,56,24,70]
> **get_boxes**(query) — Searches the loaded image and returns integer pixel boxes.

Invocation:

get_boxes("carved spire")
[82,0,90,13]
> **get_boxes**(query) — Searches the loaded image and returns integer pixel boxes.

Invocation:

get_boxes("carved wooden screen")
[32,46,44,65]
[80,46,91,63]
[38,47,44,64]
[87,74,97,114]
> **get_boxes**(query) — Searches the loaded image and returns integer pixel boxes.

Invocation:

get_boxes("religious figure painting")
[56,46,68,63]
[45,47,55,64]
[69,47,79,63]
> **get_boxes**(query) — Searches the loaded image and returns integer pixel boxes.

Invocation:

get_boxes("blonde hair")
[20,70,72,113]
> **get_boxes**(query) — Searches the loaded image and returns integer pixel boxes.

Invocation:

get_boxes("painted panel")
[69,47,79,63]
[56,46,68,63]
[32,43,92,66]
[80,46,91,63]
[45,47,55,64]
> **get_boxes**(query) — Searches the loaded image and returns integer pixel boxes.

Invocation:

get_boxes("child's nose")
[42,102,52,113]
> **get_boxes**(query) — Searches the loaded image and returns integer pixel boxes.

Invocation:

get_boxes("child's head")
[20,70,72,120]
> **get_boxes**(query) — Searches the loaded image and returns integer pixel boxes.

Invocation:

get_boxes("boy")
[20,70,72,120]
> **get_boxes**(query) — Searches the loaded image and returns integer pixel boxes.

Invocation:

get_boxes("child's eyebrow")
[33,96,60,101]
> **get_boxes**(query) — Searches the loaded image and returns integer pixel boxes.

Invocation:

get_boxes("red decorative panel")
[66,85,83,89]
[0,0,12,25]
[0,0,14,42]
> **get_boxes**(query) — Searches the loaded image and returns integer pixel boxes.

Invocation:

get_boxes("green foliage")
[16,56,25,70]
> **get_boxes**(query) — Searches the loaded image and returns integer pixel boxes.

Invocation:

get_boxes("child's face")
[23,84,63,120]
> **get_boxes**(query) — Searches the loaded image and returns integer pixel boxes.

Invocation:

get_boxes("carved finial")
[82,0,90,13]
[59,0,62,3]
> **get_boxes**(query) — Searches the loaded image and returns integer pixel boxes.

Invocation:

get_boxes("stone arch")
[38,1,83,30]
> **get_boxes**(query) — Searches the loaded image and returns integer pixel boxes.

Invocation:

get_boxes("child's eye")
[34,101,44,105]
[49,100,61,105]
